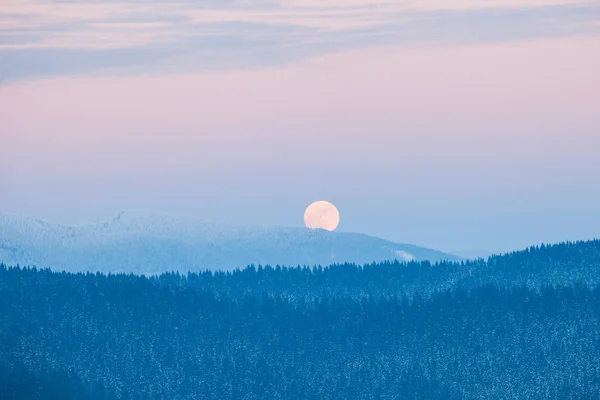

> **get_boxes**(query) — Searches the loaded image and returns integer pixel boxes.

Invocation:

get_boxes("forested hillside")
[1,240,600,399]
[0,363,117,400]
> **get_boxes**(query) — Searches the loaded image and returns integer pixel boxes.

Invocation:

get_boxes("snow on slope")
[0,211,460,273]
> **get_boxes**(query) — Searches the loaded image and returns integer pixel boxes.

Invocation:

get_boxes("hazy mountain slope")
[142,240,600,298]
[0,211,459,273]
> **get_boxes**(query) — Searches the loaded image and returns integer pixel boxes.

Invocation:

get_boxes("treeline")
[4,239,600,301]
[1,240,600,399]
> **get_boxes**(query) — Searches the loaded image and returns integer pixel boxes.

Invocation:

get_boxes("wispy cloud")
[1,0,599,81]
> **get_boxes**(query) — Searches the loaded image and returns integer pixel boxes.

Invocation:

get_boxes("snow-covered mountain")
[0,211,460,273]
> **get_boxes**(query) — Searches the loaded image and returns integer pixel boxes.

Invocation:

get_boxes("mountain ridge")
[0,211,460,273]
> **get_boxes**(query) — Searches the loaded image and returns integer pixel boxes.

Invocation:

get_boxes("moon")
[304,201,340,231]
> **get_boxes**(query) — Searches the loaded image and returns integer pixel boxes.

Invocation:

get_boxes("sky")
[1,0,600,257]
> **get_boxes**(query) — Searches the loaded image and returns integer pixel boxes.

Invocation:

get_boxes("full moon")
[304,201,340,231]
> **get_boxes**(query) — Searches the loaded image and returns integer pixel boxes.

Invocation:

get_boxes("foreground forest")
[2,240,600,399]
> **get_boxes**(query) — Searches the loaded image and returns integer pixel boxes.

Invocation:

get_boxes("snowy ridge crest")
[0,211,460,273]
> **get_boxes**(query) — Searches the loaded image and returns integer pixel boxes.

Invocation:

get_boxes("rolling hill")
[0,211,460,273]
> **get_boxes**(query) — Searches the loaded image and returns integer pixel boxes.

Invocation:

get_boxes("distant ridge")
[0,211,460,273]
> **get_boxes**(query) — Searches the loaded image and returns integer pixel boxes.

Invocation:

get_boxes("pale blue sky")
[1,0,600,256]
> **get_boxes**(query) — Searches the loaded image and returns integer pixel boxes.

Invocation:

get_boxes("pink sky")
[1,17,600,254]
[3,35,599,172]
